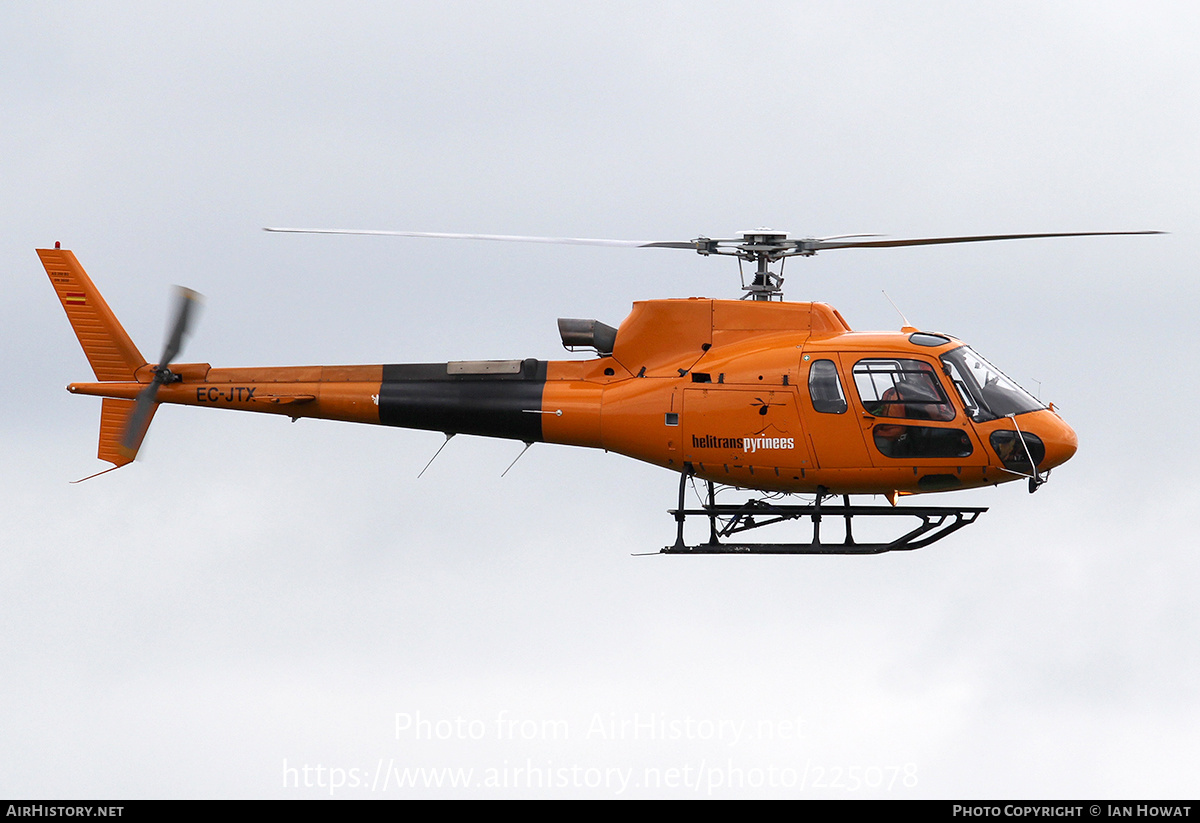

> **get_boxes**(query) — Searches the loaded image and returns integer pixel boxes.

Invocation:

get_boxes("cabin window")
[808,359,847,414]
[909,332,951,347]
[989,430,1044,470]
[852,358,955,422]
[872,424,973,459]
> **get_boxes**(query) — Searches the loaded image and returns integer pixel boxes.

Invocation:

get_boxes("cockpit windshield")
[940,346,1044,422]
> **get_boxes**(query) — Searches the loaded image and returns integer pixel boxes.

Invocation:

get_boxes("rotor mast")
[745,235,786,301]
[698,229,794,301]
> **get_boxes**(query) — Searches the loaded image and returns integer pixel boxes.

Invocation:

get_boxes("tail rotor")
[121,287,202,458]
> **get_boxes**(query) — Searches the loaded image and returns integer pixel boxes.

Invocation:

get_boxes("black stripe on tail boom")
[378,359,547,441]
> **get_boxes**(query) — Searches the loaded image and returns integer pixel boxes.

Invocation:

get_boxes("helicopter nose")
[1034,411,1078,470]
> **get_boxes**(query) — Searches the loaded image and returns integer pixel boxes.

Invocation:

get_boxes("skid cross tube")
[664,471,987,554]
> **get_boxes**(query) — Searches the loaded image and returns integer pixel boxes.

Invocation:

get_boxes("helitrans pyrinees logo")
[691,434,795,453]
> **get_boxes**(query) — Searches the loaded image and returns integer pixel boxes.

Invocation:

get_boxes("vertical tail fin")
[39,248,146,381]
[41,248,150,471]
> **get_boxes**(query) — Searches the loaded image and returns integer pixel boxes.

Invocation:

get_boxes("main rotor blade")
[264,227,698,249]
[803,230,1164,251]
[265,226,1165,279]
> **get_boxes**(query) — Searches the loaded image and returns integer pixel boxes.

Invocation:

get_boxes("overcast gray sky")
[3,1,1196,798]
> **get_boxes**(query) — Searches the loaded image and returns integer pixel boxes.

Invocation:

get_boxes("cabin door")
[680,387,812,478]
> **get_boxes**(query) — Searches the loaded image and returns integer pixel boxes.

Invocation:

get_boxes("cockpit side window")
[851,358,955,421]
[808,359,847,414]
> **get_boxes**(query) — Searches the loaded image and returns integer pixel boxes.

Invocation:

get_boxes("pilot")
[890,365,954,422]
[871,369,953,456]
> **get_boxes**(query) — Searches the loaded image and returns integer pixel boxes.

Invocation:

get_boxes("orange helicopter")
[40,228,1157,554]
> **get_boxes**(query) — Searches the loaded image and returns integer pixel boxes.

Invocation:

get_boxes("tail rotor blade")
[119,286,203,460]
[160,286,202,367]
[121,383,160,456]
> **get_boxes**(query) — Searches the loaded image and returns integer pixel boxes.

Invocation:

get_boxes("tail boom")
[65,360,565,439]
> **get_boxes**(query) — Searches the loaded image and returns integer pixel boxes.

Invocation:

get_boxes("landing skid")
[662,465,986,555]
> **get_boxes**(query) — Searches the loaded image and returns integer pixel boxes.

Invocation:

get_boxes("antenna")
[501,442,535,477]
[881,290,912,328]
[417,433,454,478]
